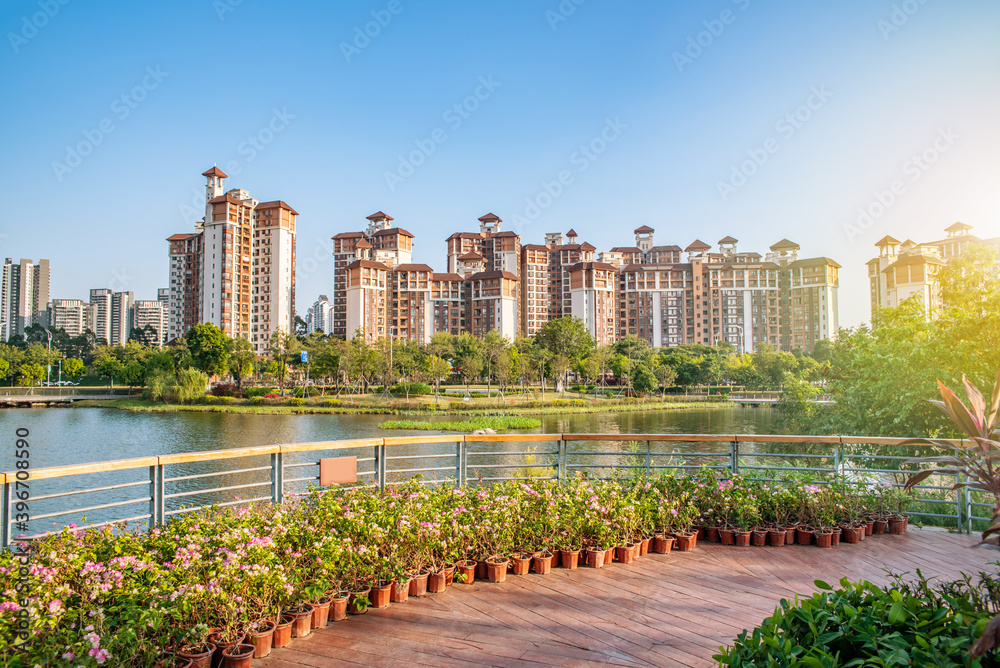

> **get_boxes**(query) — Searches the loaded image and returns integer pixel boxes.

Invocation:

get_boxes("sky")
[1,0,998,329]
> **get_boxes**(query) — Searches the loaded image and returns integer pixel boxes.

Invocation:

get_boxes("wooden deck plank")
[256,529,996,668]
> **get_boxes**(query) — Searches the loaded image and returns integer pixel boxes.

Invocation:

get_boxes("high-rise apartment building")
[133,299,167,345]
[88,289,112,344]
[866,223,999,319]
[308,296,334,335]
[168,167,297,353]
[49,298,87,338]
[167,232,203,342]
[331,212,412,339]
[1,258,50,340]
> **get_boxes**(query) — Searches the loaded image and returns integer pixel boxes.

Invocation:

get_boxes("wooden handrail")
[2,433,966,483]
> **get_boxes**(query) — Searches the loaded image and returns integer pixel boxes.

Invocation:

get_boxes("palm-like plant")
[901,372,1000,547]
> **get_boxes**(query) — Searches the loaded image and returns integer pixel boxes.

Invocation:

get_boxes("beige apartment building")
[867,222,999,319]
[49,298,87,338]
[327,216,839,352]
[167,167,297,352]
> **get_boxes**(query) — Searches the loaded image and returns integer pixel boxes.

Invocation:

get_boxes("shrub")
[244,387,276,399]
[323,398,342,408]
[289,397,306,407]
[211,382,239,397]
[716,574,1000,666]
[390,381,431,396]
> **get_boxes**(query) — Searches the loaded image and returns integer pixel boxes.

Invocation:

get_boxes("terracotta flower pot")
[329,593,348,622]
[865,519,875,536]
[814,531,834,548]
[673,532,697,551]
[456,559,477,584]
[750,530,767,547]
[175,660,194,668]
[370,581,392,607]
[249,621,274,658]
[272,616,293,648]
[767,529,785,547]
[604,547,614,564]
[889,518,905,534]
[486,557,508,582]
[720,528,736,545]
[796,527,814,545]
[176,643,215,668]
[311,599,331,627]
[734,530,752,547]
[428,570,447,593]
[476,559,489,580]
[653,534,674,554]
[532,550,553,574]
[221,644,254,668]
[873,519,888,535]
[408,571,429,597]
[639,537,652,555]
[784,525,798,543]
[628,541,641,560]
[586,548,605,568]
[443,564,456,586]
[391,580,410,602]
[842,526,861,544]
[559,548,581,569]
[696,526,706,540]
[211,632,246,666]
[615,544,635,564]
[347,587,372,615]
[831,527,841,547]
[706,526,721,543]
[288,608,312,637]
[510,553,531,575]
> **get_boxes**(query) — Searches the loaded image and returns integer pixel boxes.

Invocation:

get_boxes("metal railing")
[1,433,984,548]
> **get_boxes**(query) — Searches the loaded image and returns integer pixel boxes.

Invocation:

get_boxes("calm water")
[0,405,774,537]
[0,405,774,470]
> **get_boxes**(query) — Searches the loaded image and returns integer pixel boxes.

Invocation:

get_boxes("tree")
[480,331,508,395]
[145,368,177,403]
[293,315,309,338]
[228,337,256,392]
[92,347,125,388]
[535,317,595,361]
[425,355,452,402]
[62,358,86,380]
[267,328,297,392]
[653,364,677,393]
[121,360,146,389]
[17,362,46,389]
[176,368,209,402]
[0,357,9,381]
[632,364,658,397]
[186,323,230,376]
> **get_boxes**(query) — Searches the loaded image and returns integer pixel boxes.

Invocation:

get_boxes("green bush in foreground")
[379,416,541,431]
[716,573,1000,667]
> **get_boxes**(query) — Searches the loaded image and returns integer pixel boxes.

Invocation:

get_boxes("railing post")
[148,464,162,530]
[646,440,651,475]
[730,439,739,475]
[833,441,841,484]
[456,439,465,487]
[271,452,284,504]
[376,443,387,491]
[557,437,567,485]
[1,476,9,550]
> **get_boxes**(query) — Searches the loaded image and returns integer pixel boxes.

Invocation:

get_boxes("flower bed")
[0,470,912,667]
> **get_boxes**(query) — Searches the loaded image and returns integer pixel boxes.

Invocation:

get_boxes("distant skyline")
[2,0,998,329]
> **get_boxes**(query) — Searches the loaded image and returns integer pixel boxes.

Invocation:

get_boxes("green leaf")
[814,579,832,591]
[887,600,905,625]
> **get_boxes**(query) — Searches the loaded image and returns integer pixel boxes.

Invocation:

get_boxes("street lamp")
[44,329,52,387]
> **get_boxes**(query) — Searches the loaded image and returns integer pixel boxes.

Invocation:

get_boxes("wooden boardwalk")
[258,529,997,668]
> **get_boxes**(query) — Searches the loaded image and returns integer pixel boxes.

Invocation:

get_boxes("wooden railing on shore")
[1,433,978,548]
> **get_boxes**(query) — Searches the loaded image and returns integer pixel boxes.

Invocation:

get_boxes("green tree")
[425,355,452,402]
[186,323,230,376]
[62,357,86,380]
[92,347,125,388]
[176,368,209,402]
[17,362,46,389]
[145,368,177,403]
[632,364,658,396]
[267,328,297,392]
[228,337,256,392]
[535,316,595,361]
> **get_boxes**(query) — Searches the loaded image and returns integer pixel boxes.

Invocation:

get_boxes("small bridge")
[730,391,834,406]
[0,390,132,407]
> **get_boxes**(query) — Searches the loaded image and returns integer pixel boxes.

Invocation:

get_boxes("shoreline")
[79,397,733,418]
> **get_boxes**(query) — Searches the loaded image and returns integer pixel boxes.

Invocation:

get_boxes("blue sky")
[1,0,998,328]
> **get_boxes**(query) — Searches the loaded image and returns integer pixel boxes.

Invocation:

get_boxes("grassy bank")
[380,416,541,431]
[102,395,730,418]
